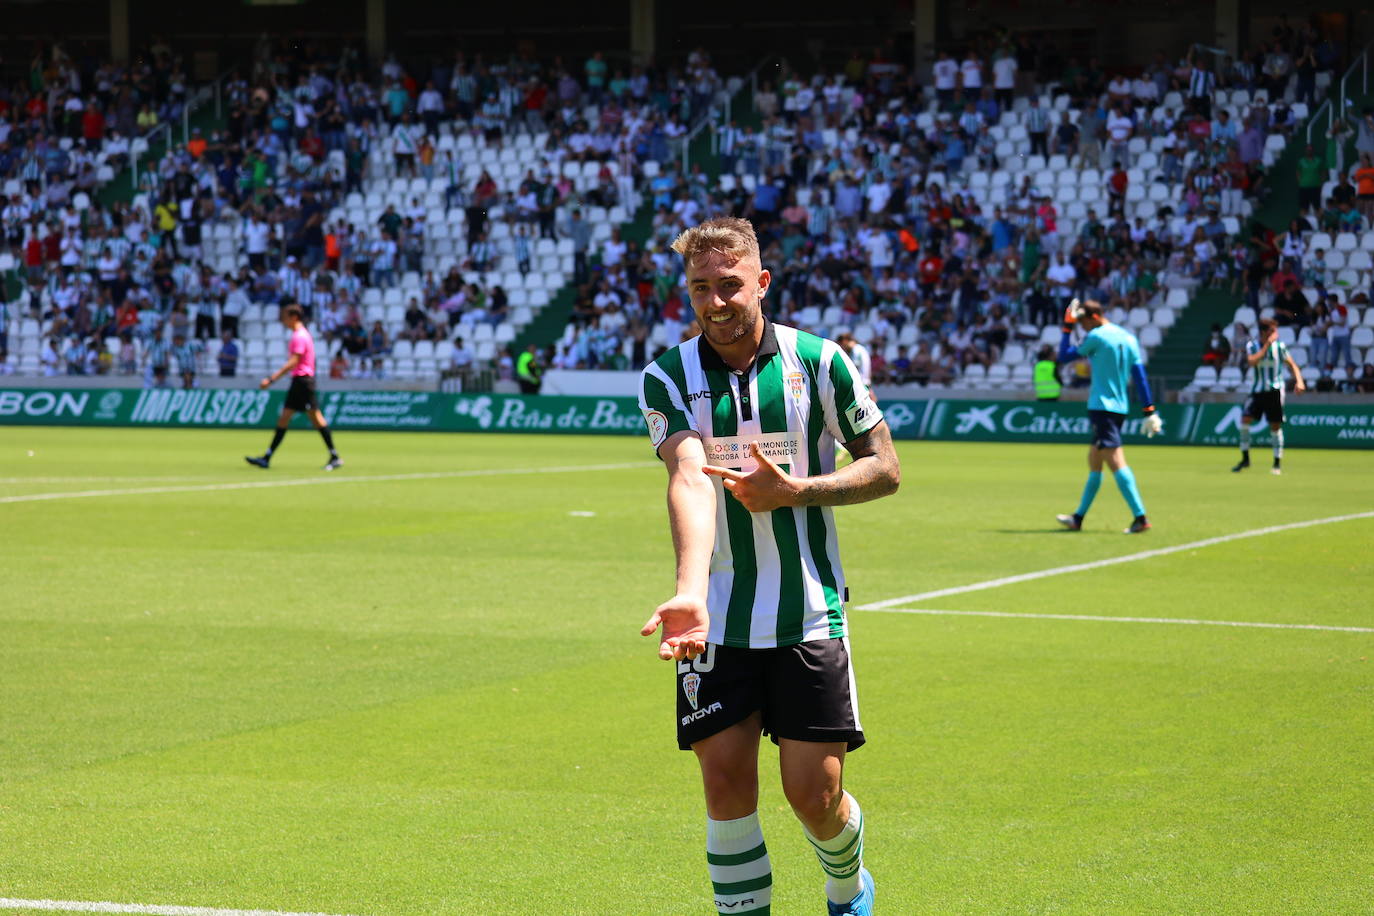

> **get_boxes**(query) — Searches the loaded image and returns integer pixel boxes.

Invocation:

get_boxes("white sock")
[803,791,865,905]
[706,812,771,914]
[1273,429,1284,460]
[1238,421,1251,451]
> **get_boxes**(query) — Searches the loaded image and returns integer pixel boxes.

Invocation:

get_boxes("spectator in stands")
[1025,96,1049,158]
[1272,278,1309,327]
[365,320,391,378]
[1261,42,1292,98]
[401,297,434,342]
[1185,51,1216,118]
[1295,145,1325,215]
[446,335,473,384]
[328,349,349,380]
[62,336,85,375]
[144,333,171,387]
[217,331,239,378]
[1354,153,1374,224]
[1307,302,1331,372]
[1202,324,1231,371]
[932,52,958,106]
[992,47,1018,109]
[1326,297,1353,373]
[172,333,199,389]
[1105,104,1134,167]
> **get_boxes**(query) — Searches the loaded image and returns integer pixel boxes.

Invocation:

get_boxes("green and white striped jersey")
[638,320,883,649]
[1246,339,1289,391]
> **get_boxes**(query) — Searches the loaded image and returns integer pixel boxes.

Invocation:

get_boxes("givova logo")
[681,701,722,726]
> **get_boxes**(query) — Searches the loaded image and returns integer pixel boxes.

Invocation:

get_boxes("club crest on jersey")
[785,371,806,398]
[682,671,702,710]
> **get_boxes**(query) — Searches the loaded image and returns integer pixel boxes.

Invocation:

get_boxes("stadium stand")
[2,25,1369,395]
[0,38,726,383]
[553,30,1372,392]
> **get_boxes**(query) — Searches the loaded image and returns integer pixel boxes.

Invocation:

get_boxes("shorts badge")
[682,671,702,711]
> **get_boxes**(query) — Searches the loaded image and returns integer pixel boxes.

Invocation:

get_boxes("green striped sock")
[804,791,865,905]
[706,813,771,914]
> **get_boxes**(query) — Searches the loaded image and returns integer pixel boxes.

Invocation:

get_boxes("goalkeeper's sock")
[707,812,772,915]
[1075,471,1102,518]
[1273,429,1284,462]
[804,791,865,905]
[265,427,287,457]
[1113,466,1146,518]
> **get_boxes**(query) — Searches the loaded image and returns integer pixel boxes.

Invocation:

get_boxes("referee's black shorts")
[675,637,865,752]
[284,375,319,412]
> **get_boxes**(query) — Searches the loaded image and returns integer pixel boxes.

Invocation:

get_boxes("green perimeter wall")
[3,388,1372,448]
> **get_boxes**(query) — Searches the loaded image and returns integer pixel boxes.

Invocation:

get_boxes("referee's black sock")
[266,427,287,457]
[318,426,337,457]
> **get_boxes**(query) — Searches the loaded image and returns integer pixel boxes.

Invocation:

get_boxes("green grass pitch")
[1,428,1371,915]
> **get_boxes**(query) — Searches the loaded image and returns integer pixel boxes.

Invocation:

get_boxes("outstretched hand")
[641,594,709,661]
[700,442,799,513]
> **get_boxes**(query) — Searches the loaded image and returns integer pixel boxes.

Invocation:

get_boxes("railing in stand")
[130,66,238,192]
[675,55,781,175]
[1306,44,1371,146]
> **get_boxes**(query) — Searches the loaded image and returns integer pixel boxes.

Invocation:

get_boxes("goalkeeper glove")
[1062,299,1082,332]
[1141,406,1163,438]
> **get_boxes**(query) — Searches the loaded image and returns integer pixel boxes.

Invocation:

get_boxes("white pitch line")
[0,476,222,484]
[857,511,1374,610]
[0,899,361,916]
[0,462,657,505]
[860,607,1374,633]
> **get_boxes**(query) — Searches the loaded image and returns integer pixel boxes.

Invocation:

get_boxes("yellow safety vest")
[1033,359,1061,400]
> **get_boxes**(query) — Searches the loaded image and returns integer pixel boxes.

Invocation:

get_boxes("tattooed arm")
[802,420,902,506]
[701,422,901,512]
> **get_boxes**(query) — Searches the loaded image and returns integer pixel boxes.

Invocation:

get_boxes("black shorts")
[284,375,318,412]
[675,638,865,752]
[1088,410,1126,449]
[1245,388,1284,425]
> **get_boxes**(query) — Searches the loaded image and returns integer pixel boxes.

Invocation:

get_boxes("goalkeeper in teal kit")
[1054,299,1163,534]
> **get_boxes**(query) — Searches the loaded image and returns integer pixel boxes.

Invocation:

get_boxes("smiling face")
[685,249,770,354]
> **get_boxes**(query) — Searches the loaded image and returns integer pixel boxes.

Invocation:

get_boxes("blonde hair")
[671,217,760,268]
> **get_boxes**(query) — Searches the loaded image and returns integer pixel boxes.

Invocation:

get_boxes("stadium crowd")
[0,35,729,382]
[555,24,1371,391]
[3,22,1372,393]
